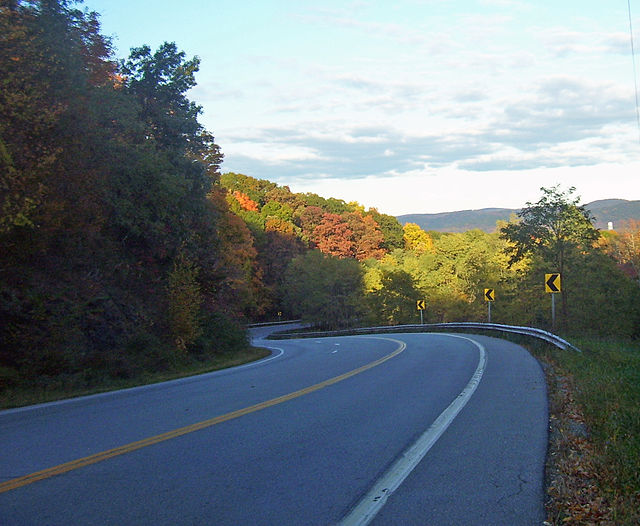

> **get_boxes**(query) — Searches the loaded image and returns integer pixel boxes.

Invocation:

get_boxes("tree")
[256,227,306,317]
[365,267,419,325]
[109,42,223,261]
[0,2,253,387]
[345,211,386,260]
[501,186,599,269]
[233,190,259,212]
[120,42,203,151]
[265,186,304,212]
[283,251,365,329]
[220,172,276,206]
[500,186,600,327]
[312,213,355,258]
[204,186,261,317]
[558,250,640,337]
[167,252,203,351]
[261,200,293,222]
[614,220,640,284]
[369,209,405,251]
[0,0,116,235]
[403,223,434,254]
[298,206,325,239]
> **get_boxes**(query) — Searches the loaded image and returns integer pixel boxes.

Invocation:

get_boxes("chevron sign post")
[416,300,426,324]
[545,274,561,330]
[484,289,495,322]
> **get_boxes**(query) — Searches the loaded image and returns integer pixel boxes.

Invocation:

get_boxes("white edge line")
[337,334,487,526]
[240,345,284,370]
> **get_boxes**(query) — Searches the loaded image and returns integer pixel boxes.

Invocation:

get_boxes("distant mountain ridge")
[397,199,640,233]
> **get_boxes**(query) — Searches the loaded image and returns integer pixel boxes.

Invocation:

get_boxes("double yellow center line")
[0,338,406,494]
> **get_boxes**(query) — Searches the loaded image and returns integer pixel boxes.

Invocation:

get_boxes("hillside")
[586,199,640,229]
[398,208,516,233]
[397,199,640,233]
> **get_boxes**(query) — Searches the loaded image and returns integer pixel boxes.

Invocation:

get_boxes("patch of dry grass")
[533,338,640,525]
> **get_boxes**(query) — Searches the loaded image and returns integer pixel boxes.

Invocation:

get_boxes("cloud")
[452,89,489,103]
[495,76,633,147]
[539,28,633,57]
[221,72,638,183]
[293,8,432,48]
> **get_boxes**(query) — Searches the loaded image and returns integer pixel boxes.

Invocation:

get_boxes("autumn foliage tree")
[345,211,385,260]
[0,1,249,385]
[312,213,355,258]
[298,206,325,239]
[613,220,640,283]
[233,191,259,212]
[403,223,434,253]
[500,186,601,328]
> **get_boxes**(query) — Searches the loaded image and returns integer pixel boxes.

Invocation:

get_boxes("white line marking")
[236,346,284,369]
[337,334,487,526]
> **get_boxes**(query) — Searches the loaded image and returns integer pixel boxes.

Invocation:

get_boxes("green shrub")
[193,312,248,356]
[168,253,203,351]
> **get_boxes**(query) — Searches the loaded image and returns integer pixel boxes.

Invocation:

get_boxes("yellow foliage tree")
[403,223,434,254]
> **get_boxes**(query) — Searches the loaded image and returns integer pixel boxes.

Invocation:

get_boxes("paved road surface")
[0,329,547,525]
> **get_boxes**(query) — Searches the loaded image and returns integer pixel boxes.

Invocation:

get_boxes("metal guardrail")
[267,321,582,352]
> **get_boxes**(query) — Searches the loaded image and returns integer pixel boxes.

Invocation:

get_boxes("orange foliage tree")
[233,190,259,212]
[345,211,386,260]
[312,213,355,258]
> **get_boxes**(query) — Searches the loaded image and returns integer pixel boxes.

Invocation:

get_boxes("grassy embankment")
[0,346,271,410]
[526,336,640,525]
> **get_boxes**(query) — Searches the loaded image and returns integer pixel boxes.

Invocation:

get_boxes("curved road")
[0,329,547,525]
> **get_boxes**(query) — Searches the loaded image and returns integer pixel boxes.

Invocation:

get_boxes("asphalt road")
[0,328,547,525]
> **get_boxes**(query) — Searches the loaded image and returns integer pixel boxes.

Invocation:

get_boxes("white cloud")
[538,28,634,58]
[223,141,325,165]
[189,1,640,212]
[285,163,640,216]
[220,69,639,186]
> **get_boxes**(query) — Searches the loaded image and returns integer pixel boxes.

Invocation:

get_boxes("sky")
[82,0,640,215]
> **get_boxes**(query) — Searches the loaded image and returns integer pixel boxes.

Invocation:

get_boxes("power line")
[628,0,640,145]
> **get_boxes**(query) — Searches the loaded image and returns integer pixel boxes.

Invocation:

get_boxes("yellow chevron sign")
[484,289,495,302]
[545,273,561,293]
[416,300,426,310]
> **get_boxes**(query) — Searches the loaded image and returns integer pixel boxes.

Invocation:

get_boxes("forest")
[1,0,640,392]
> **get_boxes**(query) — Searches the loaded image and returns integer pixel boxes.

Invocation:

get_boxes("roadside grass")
[526,336,640,525]
[0,346,271,410]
